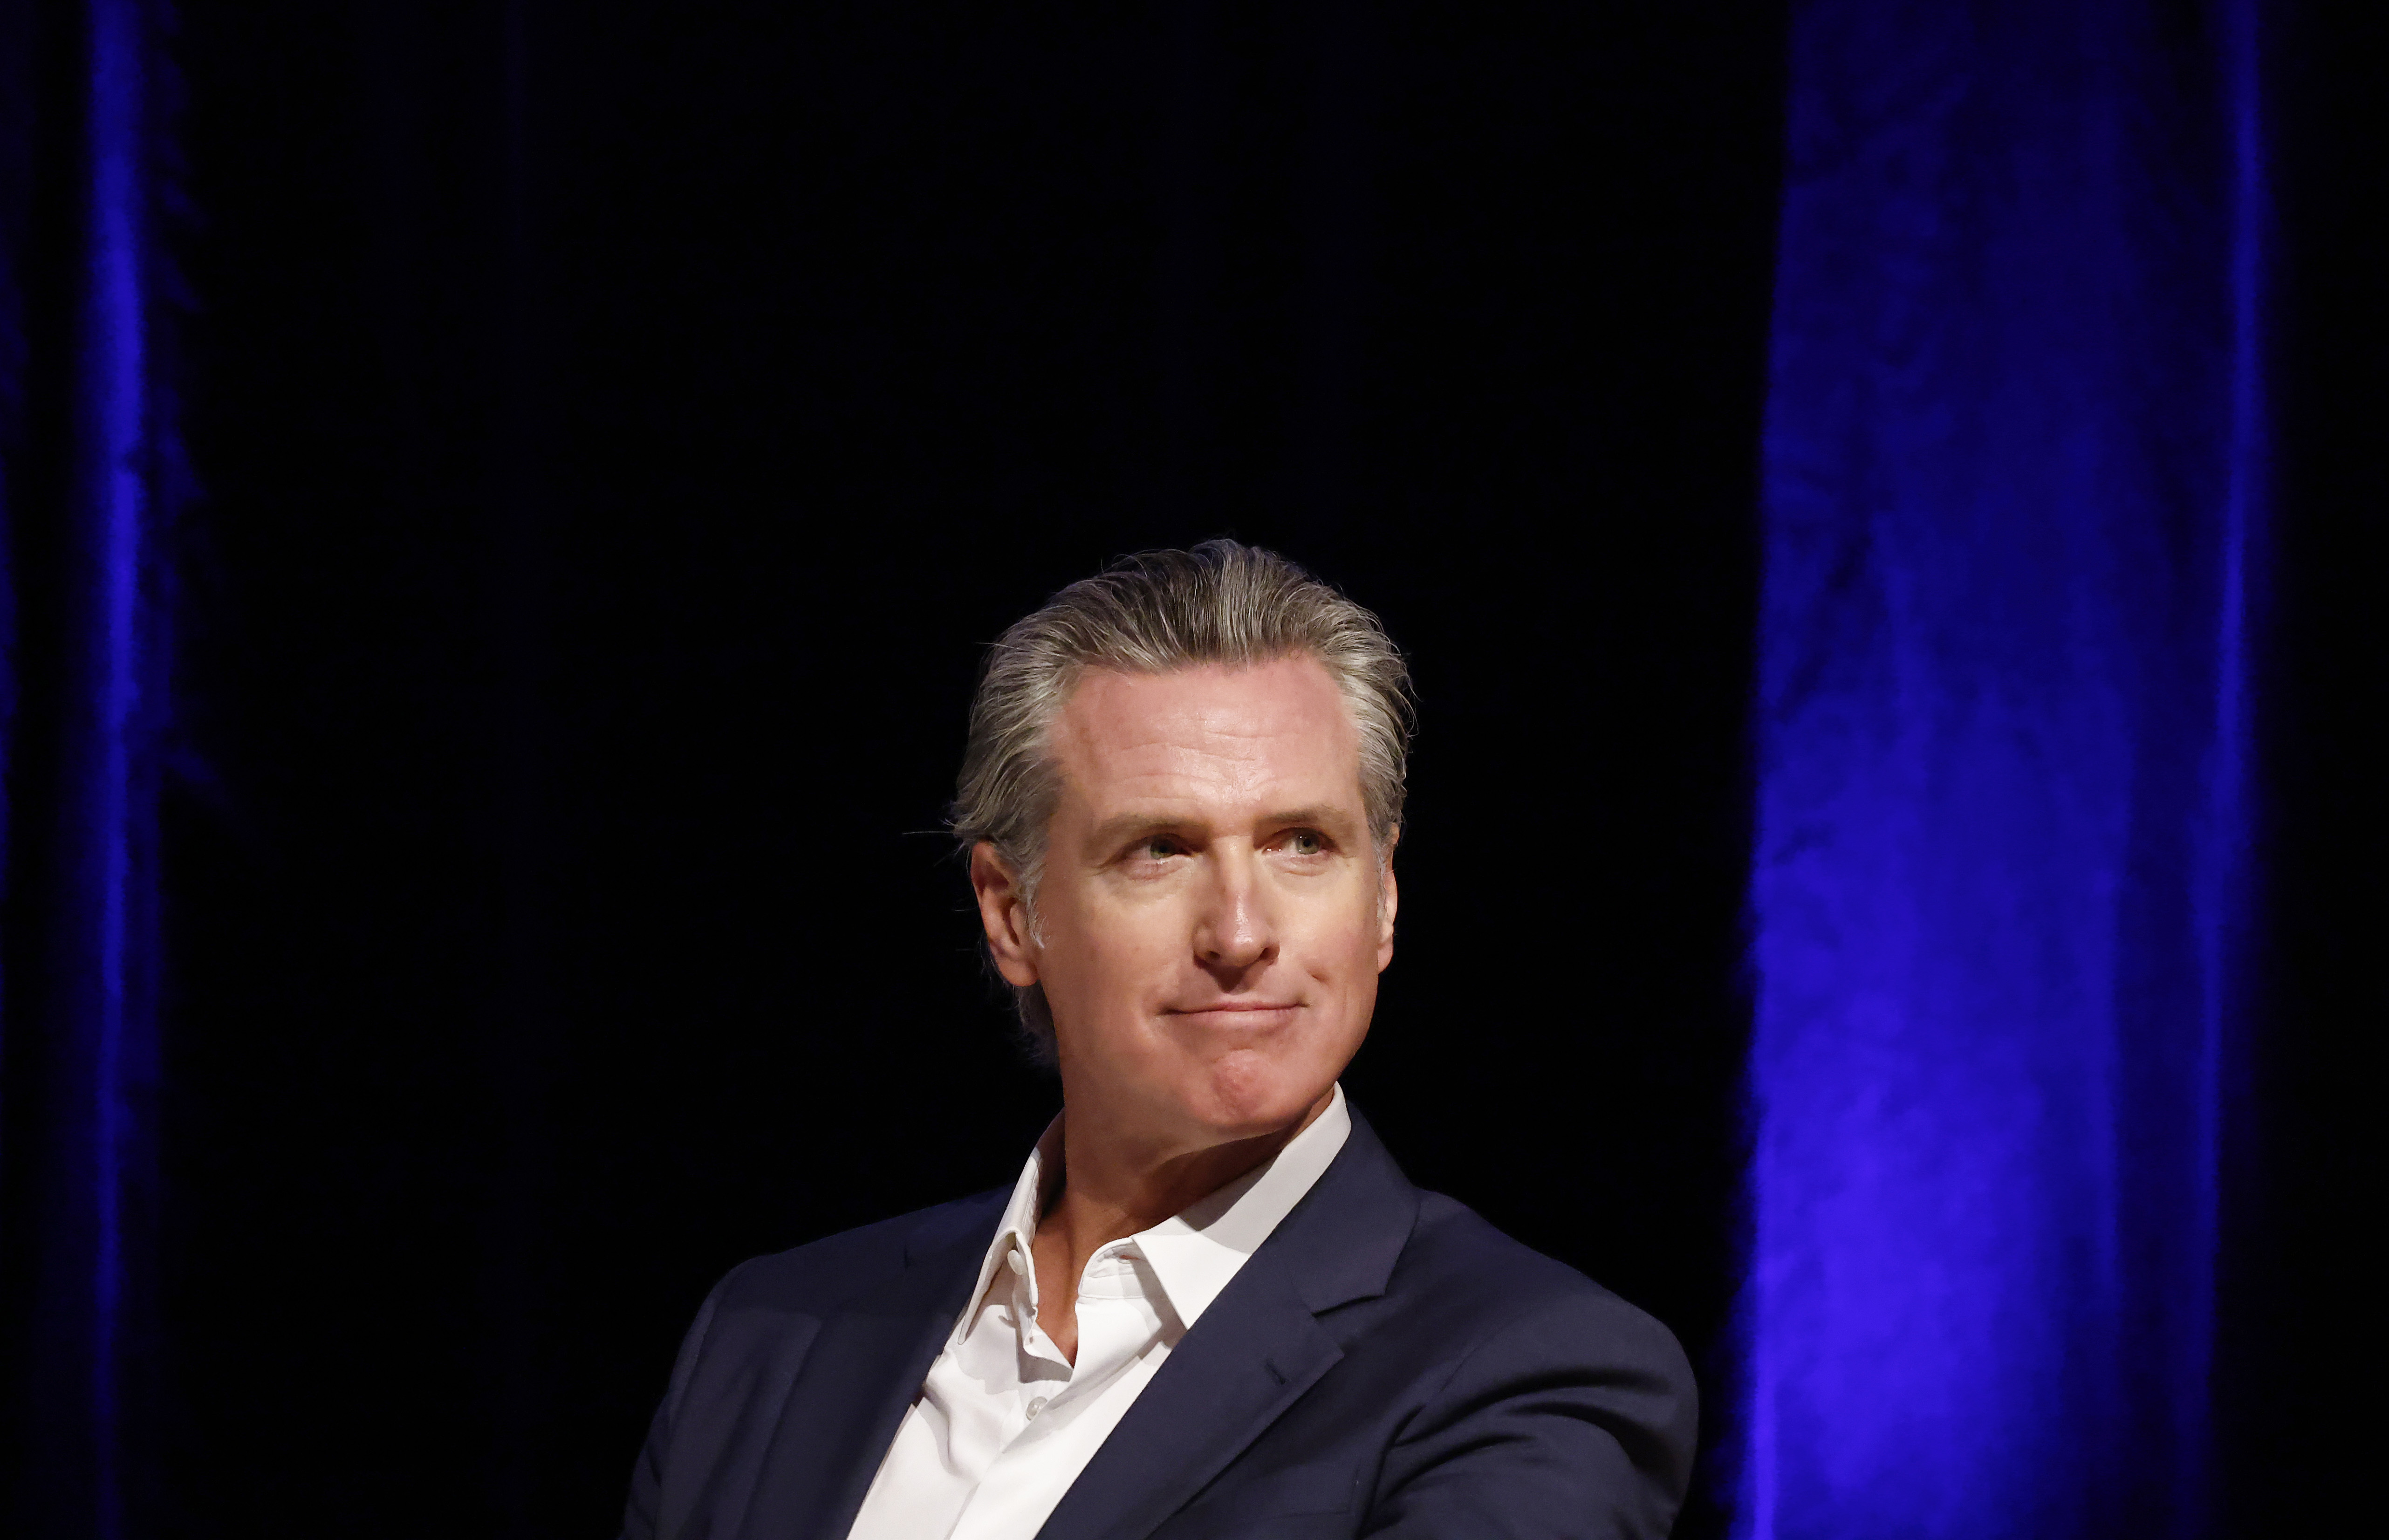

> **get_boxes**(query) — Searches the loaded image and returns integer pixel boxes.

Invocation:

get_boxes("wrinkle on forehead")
[1048,658,1362,821]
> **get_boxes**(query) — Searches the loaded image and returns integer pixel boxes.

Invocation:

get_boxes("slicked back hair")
[951,540,1414,1060]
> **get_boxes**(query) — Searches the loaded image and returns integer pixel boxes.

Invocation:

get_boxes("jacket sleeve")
[618,1280,726,1540]
[1362,1288,1698,1540]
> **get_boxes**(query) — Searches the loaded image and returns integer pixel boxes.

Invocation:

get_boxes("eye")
[1124,833,1187,866]
[1282,828,1327,857]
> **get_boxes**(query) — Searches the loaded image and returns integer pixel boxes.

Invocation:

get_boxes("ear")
[1375,828,1399,972]
[971,842,1041,987]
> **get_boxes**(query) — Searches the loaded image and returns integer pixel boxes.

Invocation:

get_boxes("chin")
[1185,1042,1337,1136]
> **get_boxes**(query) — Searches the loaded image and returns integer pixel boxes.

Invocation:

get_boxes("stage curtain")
[1742,2,2261,1536]
[0,1,183,1534]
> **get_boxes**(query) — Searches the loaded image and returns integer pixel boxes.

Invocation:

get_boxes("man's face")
[974,655,1396,1157]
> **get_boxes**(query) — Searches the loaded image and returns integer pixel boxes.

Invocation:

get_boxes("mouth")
[1164,1002,1304,1031]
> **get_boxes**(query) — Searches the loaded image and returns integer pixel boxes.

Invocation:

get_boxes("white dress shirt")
[843,1084,1352,1540]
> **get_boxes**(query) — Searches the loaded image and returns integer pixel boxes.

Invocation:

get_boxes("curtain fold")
[0,1,179,1533]
[1741,2,2262,1535]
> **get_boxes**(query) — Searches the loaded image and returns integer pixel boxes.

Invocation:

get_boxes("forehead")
[1047,657,1362,816]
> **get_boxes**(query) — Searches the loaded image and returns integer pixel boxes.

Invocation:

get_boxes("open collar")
[1134,1084,1353,1328]
[956,1085,1357,1344]
[1031,1106,1421,1540]
[759,1101,1418,1540]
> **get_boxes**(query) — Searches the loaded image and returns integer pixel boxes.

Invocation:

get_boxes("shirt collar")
[1133,1083,1351,1327]
[952,1084,1353,1342]
[949,1116,1068,1348]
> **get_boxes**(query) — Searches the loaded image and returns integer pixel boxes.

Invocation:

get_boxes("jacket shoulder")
[1377,1191,1697,1485]
[1392,1191,1694,1394]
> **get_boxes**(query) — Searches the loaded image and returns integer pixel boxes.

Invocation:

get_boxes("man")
[620,541,1697,1539]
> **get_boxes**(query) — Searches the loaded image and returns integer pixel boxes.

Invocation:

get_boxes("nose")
[1193,844,1278,980]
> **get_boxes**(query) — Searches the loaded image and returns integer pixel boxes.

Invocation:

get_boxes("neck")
[1043,1088,1334,1266]
[1025,1086,1333,1364]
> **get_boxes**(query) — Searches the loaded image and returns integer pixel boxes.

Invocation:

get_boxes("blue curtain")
[1742,2,2261,1536]
[0,0,178,1533]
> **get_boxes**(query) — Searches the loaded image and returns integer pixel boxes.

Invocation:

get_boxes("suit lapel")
[1031,1252,1342,1540]
[1033,1110,1420,1540]
[737,1199,998,1540]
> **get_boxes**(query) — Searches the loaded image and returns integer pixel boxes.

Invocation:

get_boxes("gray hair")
[951,539,1414,1058]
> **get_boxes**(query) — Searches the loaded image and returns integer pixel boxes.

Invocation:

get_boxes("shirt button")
[1026,1396,1049,1418]
[1005,1250,1025,1275]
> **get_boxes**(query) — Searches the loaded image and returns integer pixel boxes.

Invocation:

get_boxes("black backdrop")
[0,2,2377,1537]
[160,6,1781,1537]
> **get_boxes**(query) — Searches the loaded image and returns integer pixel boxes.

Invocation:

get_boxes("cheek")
[1049,893,1185,999]
[1298,894,1390,990]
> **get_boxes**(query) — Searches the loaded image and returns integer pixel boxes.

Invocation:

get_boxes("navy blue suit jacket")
[620,1109,1697,1539]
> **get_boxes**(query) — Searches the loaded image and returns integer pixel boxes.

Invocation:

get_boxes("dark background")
[2215,1,2384,1531]
[3,1,2374,1535]
[158,5,1781,1536]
